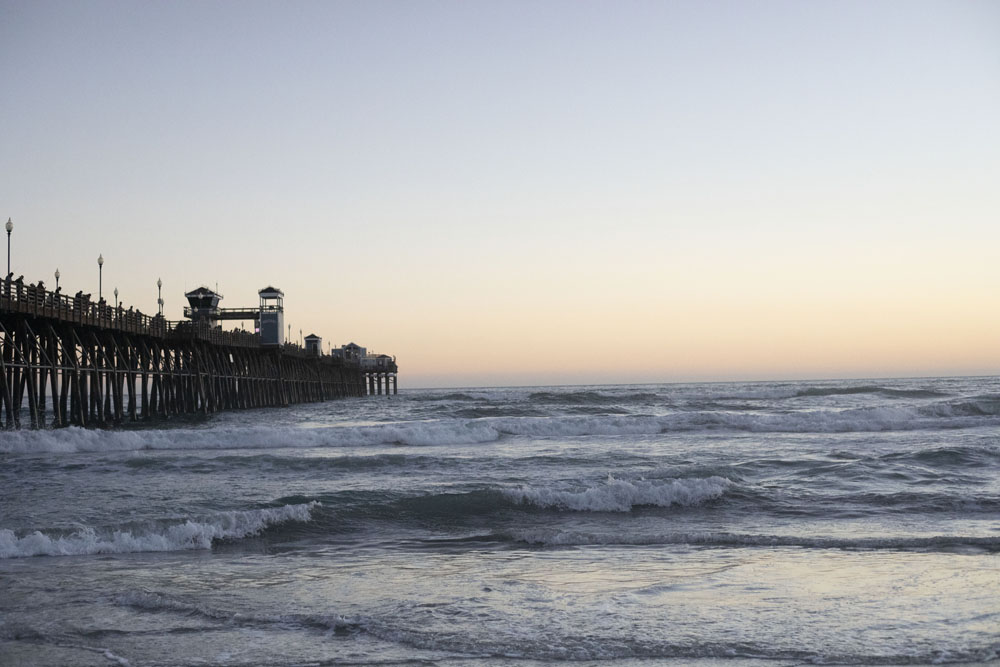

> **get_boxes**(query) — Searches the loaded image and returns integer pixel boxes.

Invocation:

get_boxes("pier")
[0,276,398,430]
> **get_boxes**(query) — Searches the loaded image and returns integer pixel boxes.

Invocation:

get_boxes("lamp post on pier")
[157,278,163,316]
[114,287,119,310]
[98,254,104,301]
[55,268,60,291]
[5,218,13,275]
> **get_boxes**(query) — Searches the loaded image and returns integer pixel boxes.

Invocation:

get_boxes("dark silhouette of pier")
[0,275,398,430]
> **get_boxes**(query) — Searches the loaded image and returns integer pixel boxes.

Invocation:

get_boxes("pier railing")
[1,277,259,348]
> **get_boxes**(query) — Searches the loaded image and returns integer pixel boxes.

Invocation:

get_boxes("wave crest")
[0,502,319,559]
[503,476,733,512]
[794,385,950,399]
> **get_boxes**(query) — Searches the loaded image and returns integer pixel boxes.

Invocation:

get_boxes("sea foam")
[0,502,319,559]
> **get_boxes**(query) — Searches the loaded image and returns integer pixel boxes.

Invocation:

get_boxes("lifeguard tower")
[258,286,284,346]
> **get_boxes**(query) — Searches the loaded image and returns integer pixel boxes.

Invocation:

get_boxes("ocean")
[1,377,998,666]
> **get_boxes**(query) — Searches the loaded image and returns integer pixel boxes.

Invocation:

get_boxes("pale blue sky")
[2,1,998,386]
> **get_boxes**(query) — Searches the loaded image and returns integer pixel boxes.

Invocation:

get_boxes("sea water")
[1,377,998,665]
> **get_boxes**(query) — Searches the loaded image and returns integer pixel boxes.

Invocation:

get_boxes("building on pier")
[183,287,223,327]
[331,342,365,362]
[304,334,322,356]
[182,285,284,345]
[258,286,284,346]
[362,354,395,371]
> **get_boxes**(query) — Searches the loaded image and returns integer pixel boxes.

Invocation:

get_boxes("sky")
[2,0,998,387]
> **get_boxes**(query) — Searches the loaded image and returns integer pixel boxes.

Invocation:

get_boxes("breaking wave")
[5,395,998,455]
[503,475,733,512]
[0,420,505,454]
[0,502,319,559]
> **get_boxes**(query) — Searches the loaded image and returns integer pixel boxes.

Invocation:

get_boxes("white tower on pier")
[258,286,284,346]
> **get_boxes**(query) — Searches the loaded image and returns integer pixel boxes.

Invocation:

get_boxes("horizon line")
[401,372,998,391]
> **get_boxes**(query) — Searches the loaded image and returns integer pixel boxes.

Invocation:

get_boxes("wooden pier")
[0,277,398,429]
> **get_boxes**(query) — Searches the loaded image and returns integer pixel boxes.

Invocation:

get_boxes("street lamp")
[97,254,104,301]
[54,268,60,291]
[5,218,12,276]
[114,286,119,310]
[157,277,163,316]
